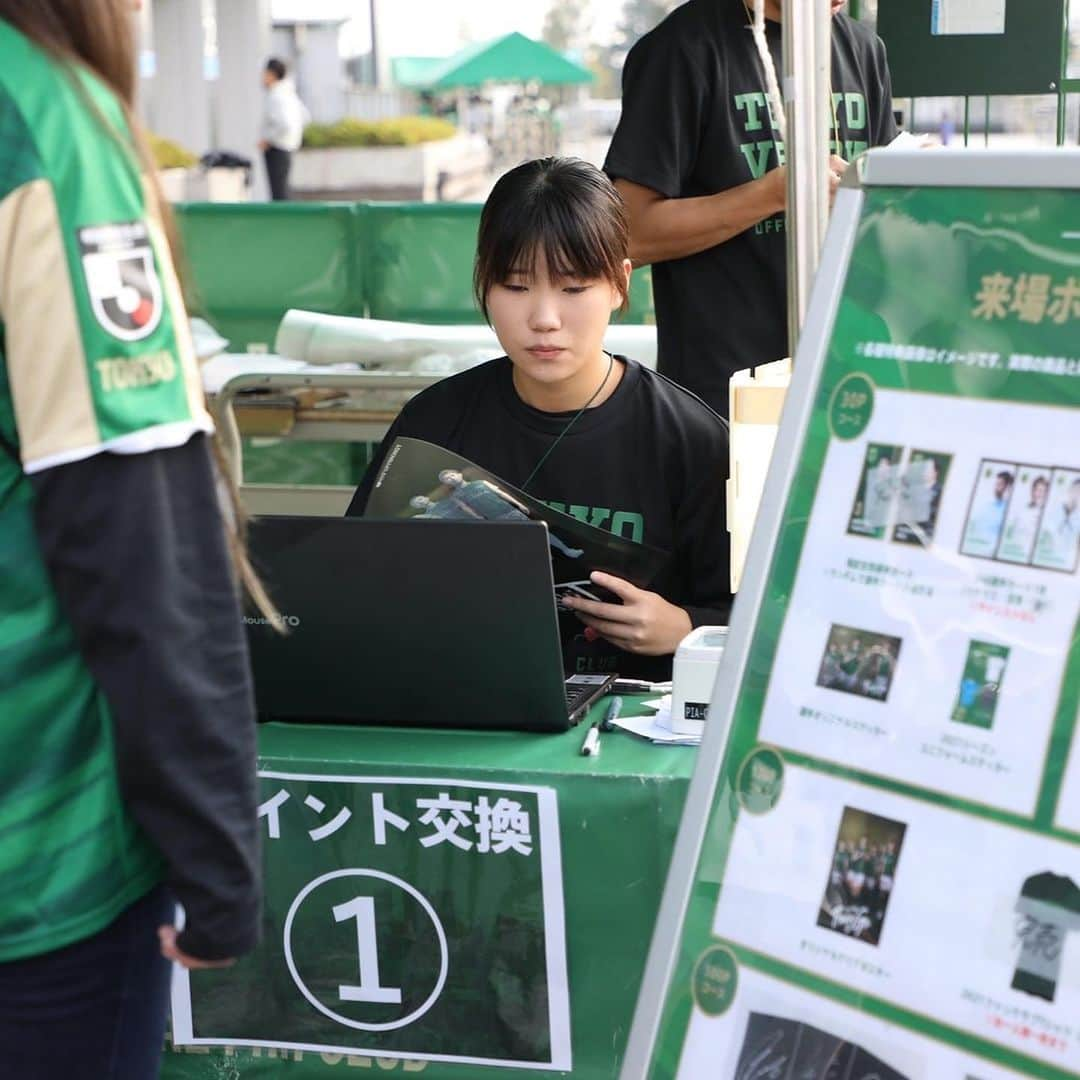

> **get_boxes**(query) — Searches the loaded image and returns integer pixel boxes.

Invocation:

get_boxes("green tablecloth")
[163,701,694,1079]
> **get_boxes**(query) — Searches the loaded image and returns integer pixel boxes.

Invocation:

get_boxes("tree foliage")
[542,0,591,54]
[614,0,676,53]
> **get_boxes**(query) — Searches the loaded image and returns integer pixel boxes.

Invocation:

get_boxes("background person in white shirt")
[258,57,307,201]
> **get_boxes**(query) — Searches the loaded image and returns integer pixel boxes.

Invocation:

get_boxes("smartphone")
[554,579,622,607]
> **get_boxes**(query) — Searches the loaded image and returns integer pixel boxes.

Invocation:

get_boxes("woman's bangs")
[538,204,610,282]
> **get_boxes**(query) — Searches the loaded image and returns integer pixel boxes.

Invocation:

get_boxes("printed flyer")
[363,436,667,598]
[625,172,1080,1080]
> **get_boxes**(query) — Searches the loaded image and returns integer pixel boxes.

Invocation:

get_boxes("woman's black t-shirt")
[349,356,732,680]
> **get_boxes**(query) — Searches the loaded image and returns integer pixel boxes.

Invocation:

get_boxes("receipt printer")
[667,626,729,736]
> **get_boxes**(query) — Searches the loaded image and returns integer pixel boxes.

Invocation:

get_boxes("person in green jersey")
[879,841,897,895]
[847,837,869,899]
[0,2,266,1076]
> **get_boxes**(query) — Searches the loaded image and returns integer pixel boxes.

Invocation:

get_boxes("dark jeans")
[264,146,292,201]
[0,883,174,1079]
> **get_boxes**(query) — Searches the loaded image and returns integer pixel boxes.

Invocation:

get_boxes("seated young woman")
[347,157,732,681]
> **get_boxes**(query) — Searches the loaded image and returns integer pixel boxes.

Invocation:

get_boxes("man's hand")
[158,925,237,971]
[561,571,692,656]
[764,163,787,213]
[828,154,850,207]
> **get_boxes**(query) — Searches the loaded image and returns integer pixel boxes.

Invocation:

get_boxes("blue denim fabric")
[0,884,174,1079]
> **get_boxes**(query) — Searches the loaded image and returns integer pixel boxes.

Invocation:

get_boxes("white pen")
[580,722,601,756]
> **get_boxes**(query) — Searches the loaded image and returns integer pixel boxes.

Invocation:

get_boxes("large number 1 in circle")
[333,896,402,1004]
[284,868,449,1032]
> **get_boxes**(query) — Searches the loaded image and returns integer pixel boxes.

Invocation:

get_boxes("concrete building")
[137,0,275,199]
[271,13,351,125]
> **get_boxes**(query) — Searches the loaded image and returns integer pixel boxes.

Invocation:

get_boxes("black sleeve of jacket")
[28,433,261,961]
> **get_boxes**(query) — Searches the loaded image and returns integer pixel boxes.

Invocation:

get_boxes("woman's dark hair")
[473,157,630,321]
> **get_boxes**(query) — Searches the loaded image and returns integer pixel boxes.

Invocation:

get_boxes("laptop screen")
[245,517,572,731]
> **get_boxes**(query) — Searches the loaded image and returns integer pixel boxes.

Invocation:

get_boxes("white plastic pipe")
[783,0,834,348]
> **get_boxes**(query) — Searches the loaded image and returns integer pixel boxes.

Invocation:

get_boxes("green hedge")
[302,116,457,149]
[149,132,198,169]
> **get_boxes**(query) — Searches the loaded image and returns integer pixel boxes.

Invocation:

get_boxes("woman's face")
[1032,479,1049,507]
[484,248,629,391]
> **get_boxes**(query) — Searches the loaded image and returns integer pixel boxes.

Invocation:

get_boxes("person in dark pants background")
[259,57,308,201]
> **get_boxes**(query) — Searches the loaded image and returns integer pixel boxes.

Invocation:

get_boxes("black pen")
[601,695,623,731]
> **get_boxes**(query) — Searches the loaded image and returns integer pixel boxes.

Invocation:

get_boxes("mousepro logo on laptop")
[244,613,301,629]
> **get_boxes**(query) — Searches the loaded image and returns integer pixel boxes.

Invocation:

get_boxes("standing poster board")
[621,149,1080,1080]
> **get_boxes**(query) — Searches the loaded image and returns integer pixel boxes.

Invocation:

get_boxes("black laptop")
[244,516,612,731]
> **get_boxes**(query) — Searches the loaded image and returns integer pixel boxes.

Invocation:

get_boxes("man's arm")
[617,153,850,269]
[615,172,786,268]
[605,14,788,269]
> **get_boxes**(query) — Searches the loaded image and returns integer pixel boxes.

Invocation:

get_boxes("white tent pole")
[782,0,832,354]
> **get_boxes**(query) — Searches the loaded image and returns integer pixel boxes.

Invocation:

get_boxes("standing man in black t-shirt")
[604,0,897,415]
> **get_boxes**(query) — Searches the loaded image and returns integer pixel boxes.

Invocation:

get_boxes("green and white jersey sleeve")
[0,19,211,474]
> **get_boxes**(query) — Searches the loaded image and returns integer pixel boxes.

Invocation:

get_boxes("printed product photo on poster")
[1032,469,1080,573]
[675,965,1035,1080]
[950,640,1010,729]
[1011,871,1080,1003]
[996,468,1051,565]
[816,624,902,703]
[892,450,952,547]
[848,442,903,539]
[734,1012,909,1080]
[958,457,1077,571]
[817,806,906,947]
[960,460,1017,559]
[846,443,952,548]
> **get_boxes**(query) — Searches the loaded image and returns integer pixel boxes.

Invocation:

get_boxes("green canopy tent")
[392,32,593,92]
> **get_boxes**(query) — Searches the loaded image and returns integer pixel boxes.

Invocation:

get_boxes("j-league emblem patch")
[78,221,163,341]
